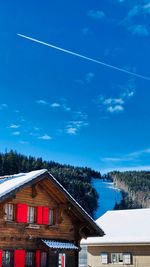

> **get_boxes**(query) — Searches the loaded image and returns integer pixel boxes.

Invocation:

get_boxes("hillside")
[0,150,101,217]
[108,171,150,210]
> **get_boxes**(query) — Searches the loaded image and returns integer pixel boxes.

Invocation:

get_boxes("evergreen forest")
[109,171,150,210]
[0,150,101,217]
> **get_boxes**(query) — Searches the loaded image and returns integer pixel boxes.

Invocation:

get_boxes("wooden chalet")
[0,169,104,267]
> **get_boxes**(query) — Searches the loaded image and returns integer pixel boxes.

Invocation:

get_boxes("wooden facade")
[0,170,103,267]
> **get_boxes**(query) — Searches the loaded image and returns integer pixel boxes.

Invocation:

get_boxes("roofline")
[81,242,150,246]
[0,171,47,202]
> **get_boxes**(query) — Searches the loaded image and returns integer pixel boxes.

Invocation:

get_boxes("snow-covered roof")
[42,239,78,250]
[81,208,150,245]
[0,169,46,199]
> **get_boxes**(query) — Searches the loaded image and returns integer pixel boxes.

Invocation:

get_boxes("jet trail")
[17,33,150,81]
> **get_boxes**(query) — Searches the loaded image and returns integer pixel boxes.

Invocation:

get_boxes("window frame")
[49,209,54,226]
[123,253,131,265]
[111,252,123,264]
[2,250,13,267]
[41,252,47,267]
[27,206,35,224]
[26,251,35,267]
[101,252,108,264]
[4,203,14,221]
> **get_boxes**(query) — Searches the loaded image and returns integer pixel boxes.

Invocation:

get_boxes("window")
[41,252,47,267]
[2,251,13,267]
[49,209,54,225]
[123,253,131,265]
[101,253,108,264]
[111,253,123,264]
[37,206,55,225]
[79,245,88,267]
[27,206,35,223]
[58,253,66,267]
[4,204,13,221]
[26,251,34,267]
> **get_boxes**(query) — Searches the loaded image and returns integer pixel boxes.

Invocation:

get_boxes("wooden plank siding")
[0,178,77,245]
[0,176,80,266]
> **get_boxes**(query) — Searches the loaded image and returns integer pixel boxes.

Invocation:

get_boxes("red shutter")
[43,207,49,224]
[0,250,2,267]
[62,255,65,267]
[36,250,41,267]
[14,250,26,267]
[37,207,43,224]
[16,204,28,223]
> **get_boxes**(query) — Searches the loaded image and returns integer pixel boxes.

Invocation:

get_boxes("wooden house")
[0,169,104,267]
[81,209,150,267]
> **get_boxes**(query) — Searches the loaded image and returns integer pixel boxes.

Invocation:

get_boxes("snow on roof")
[0,169,47,199]
[42,239,78,250]
[81,208,150,245]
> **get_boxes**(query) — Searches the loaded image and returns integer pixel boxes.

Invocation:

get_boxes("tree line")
[0,150,102,217]
[108,171,150,210]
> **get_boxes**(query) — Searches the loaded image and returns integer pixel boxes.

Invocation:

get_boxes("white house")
[80,208,150,267]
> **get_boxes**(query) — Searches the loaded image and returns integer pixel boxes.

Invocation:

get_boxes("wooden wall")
[0,178,78,249]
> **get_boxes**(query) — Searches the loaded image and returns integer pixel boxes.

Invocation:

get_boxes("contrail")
[17,33,150,81]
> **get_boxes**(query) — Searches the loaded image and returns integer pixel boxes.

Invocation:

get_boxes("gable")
[0,182,76,241]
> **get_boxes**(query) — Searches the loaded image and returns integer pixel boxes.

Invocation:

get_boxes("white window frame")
[79,245,88,267]
[27,206,35,223]
[111,253,123,264]
[4,203,13,221]
[101,253,108,264]
[123,253,131,264]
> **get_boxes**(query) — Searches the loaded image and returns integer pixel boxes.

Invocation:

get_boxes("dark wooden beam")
[42,180,65,204]
[31,184,38,198]
[37,184,54,204]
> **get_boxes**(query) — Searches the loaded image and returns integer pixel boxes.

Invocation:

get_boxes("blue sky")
[1,0,150,173]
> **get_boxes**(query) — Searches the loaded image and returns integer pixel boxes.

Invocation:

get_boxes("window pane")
[2,251,12,267]
[111,253,123,264]
[26,251,34,267]
[41,252,47,267]
[4,204,13,221]
[101,253,108,264]
[27,207,35,223]
[79,245,88,267]
[49,209,54,225]
[123,253,131,264]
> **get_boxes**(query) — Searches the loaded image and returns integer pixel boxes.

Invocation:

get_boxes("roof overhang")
[81,241,150,246]
[42,239,79,250]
